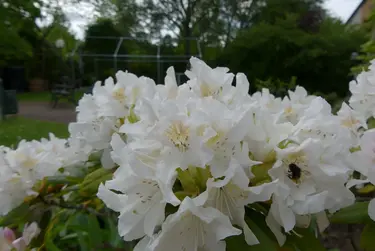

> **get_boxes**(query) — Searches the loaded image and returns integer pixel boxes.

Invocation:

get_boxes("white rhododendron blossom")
[69,71,156,168]
[0,135,90,216]
[94,57,375,249]
[349,129,375,221]
[349,59,375,120]
[5,57,375,250]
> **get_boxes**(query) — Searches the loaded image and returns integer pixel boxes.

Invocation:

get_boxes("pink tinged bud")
[3,228,16,244]
[12,237,27,251]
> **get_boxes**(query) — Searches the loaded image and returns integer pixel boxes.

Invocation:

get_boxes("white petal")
[295,215,311,228]
[346,179,369,189]
[243,223,259,245]
[369,199,375,221]
[144,202,165,237]
[316,211,330,233]
[134,236,152,251]
[22,222,40,245]
[101,148,115,169]
[204,210,242,241]
[275,200,295,232]
[226,109,253,143]
[12,238,26,251]
[367,167,375,185]
[151,197,240,251]
[110,133,126,150]
[156,168,180,206]
[202,240,226,251]
[193,190,209,207]
[266,213,286,246]
[247,180,277,204]
[97,184,127,212]
[292,192,327,215]
[236,73,249,94]
[119,122,146,136]
[118,210,145,241]
[208,158,247,189]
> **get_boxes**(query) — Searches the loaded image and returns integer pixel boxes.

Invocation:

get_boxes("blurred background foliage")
[0,0,372,102]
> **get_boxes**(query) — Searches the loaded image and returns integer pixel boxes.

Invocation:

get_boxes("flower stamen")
[165,121,190,152]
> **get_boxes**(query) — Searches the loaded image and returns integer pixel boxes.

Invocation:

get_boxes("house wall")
[349,7,363,25]
[361,0,373,23]
[347,0,373,25]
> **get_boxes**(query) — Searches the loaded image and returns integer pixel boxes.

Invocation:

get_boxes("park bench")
[0,78,18,120]
[50,76,77,108]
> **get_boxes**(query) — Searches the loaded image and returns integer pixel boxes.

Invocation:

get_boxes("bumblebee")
[287,163,302,181]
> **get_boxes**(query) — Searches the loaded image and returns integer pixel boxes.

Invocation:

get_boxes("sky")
[47,0,364,39]
[324,0,362,21]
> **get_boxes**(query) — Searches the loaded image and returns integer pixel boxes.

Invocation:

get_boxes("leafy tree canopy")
[0,0,42,65]
[220,14,366,96]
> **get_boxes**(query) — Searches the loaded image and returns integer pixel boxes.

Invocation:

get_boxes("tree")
[114,0,141,35]
[82,18,124,81]
[250,0,324,23]
[0,0,42,65]
[44,13,77,57]
[86,0,141,36]
[220,14,366,97]
[350,0,375,75]
[137,0,257,55]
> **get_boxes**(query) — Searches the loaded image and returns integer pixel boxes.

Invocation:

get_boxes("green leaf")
[44,210,68,251]
[60,233,79,240]
[30,209,52,248]
[357,184,375,194]
[226,234,251,250]
[360,221,375,251]
[106,214,124,247]
[79,168,113,196]
[367,118,375,130]
[286,227,326,251]
[44,237,62,251]
[226,208,280,251]
[0,203,30,226]
[176,168,200,194]
[330,202,371,224]
[250,160,274,185]
[80,168,112,187]
[79,173,113,196]
[45,176,83,186]
[77,232,90,251]
[87,214,103,248]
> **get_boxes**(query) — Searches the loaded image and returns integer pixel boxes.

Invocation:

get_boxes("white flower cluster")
[0,135,90,216]
[3,57,375,250]
[348,59,375,222]
[89,57,373,250]
[69,72,155,169]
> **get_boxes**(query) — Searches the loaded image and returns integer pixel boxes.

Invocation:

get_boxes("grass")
[0,117,69,147]
[17,90,85,102]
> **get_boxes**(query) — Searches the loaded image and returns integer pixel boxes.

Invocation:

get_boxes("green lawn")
[17,90,85,102]
[0,117,69,148]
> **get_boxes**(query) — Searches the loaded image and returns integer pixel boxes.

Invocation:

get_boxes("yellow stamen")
[165,121,190,152]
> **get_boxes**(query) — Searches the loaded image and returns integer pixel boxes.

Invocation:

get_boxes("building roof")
[346,0,366,24]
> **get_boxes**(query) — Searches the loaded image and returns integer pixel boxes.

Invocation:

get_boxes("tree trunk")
[184,0,192,57]
[184,26,191,57]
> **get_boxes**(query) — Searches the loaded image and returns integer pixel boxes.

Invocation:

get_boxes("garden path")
[18,102,76,124]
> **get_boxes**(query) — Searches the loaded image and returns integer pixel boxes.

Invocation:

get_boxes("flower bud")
[3,227,16,244]
[12,237,27,251]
